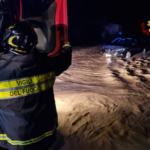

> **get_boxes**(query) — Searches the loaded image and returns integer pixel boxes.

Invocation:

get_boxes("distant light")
[147,21,150,27]
[119,32,122,35]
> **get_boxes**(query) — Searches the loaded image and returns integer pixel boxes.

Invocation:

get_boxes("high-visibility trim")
[0,78,54,92]
[7,25,15,30]
[15,49,27,53]
[62,43,71,48]
[8,36,18,48]
[0,125,56,146]
[0,72,55,90]
[0,72,55,99]
[0,80,55,99]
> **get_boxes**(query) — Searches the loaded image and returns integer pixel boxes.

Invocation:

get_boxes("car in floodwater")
[101,37,148,58]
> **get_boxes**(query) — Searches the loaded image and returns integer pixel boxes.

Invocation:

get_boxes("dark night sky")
[68,0,150,28]
[67,0,150,44]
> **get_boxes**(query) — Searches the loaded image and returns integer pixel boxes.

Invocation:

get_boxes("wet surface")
[55,46,126,94]
[54,46,150,150]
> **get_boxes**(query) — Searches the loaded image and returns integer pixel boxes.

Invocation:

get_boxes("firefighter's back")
[0,22,57,150]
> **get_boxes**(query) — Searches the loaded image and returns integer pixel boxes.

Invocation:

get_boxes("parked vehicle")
[101,37,148,58]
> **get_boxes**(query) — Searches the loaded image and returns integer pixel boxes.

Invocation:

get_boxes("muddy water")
[54,46,126,94]
[54,46,150,150]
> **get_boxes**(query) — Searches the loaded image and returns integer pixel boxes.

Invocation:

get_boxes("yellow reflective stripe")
[7,25,15,30]
[0,125,56,146]
[0,72,55,90]
[0,79,55,99]
[15,49,27,53]
[8,35,18,48]
[62,43,71,48]
[0,134,6,136]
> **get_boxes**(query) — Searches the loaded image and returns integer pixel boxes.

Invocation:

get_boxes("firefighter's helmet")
[1,21,38,55]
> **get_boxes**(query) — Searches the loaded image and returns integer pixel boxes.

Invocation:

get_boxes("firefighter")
[0,21,72,150]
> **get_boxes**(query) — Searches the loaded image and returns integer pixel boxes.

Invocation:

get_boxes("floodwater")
[54,45,150,150]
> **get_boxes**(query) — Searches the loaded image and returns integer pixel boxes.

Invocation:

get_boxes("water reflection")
[106,57,112,65]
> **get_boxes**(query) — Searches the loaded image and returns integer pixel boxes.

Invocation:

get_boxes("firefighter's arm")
[52,43,72,76]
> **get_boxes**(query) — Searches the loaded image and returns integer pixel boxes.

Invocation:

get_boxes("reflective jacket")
[0,45,72,150]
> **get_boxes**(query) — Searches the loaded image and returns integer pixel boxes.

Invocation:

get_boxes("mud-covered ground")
[54,45,150,150]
